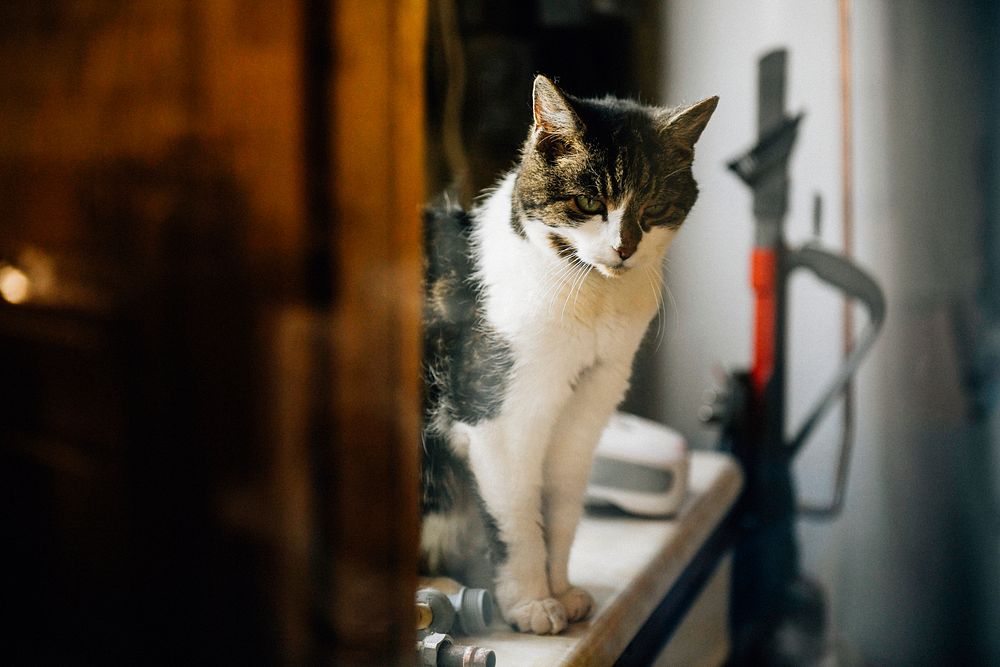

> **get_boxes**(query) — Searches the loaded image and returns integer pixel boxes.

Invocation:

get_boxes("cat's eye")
[573,194,605,215]
[643,203,677,222]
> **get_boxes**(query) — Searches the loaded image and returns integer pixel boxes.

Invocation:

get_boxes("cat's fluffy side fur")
[421,76,717,635]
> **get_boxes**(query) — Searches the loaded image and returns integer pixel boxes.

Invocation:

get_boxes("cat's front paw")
[505,597,568,635]
[555,585,594,622]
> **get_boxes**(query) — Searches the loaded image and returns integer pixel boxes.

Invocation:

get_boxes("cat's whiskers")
[535,264,564,306]
[564,263,590,316]
[642,264,666,352]
[539,258,583,312]
[642,263,663,310]
[660,258,680,335]
[539,258,583,318]
[560,259,591,321]
[569,261,593,315]
[557,260,585,320]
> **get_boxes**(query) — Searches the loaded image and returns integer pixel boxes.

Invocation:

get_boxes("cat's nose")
[615,245,634,261]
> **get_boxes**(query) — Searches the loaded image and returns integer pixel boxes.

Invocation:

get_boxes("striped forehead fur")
[512,87,708,242]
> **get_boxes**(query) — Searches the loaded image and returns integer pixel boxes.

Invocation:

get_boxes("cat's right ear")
[657,96,719,160]
[532,75,582,157]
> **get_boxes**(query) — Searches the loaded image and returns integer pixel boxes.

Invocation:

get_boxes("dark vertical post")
[726,49,802,661]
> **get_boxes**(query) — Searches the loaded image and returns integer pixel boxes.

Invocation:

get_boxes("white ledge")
[479,450,743,665]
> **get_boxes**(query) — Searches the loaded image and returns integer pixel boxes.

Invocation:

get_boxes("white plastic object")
[585,411,689,517]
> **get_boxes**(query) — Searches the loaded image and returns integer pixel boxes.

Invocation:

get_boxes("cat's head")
[511,75,717,278]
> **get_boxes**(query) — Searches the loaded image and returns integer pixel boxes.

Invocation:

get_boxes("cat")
[420,74,717,635]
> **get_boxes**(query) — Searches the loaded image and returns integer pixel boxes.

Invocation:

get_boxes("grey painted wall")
[631,0,998,662]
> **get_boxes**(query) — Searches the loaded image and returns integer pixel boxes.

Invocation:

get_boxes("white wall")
[644,0,989,661]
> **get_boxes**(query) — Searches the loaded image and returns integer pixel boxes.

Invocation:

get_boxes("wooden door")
[0,1,424,664]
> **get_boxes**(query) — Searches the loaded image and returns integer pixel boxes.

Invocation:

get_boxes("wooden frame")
[0,1,426,663]
[319,0,426,663]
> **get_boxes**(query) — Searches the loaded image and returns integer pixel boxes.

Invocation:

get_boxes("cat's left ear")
[532,75,583,158]
[658,96,719,157]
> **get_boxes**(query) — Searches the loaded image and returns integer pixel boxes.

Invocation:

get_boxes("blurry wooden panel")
[0,0,309,663]
[0,0,305,297]
[1,0,427,664]
[322,0,426,664]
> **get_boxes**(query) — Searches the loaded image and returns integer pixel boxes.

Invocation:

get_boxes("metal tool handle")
[784,245,886,455]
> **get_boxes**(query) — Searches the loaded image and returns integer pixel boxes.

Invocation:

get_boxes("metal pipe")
[417,633,496,667]
[799,0,856,519]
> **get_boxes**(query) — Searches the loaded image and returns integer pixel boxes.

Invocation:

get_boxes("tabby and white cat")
[421,75,717,635]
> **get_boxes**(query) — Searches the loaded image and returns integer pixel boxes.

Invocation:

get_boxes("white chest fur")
[472,174,664,376]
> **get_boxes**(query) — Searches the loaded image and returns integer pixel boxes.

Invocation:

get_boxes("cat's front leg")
[465,418,569,635]
[544,359,633,622]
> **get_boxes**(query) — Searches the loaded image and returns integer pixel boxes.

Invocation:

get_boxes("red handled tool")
[702,49,885,664]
